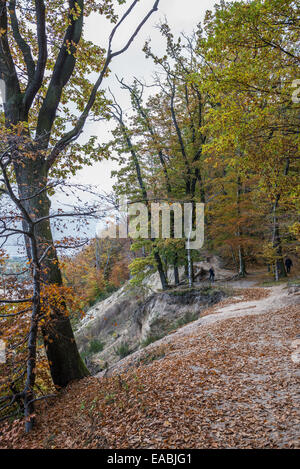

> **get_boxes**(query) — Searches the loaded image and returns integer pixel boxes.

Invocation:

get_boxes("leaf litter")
[1,287,299,449]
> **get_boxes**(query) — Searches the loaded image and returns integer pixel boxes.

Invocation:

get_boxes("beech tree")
[108,29,211,287]
[106,1,298,284]
[107,90,170,289]
[0,0,161,388]
[201,0,299,279]
[0,129,116,429]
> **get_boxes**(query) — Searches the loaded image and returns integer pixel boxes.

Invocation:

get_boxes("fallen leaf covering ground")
[1,285,299,449]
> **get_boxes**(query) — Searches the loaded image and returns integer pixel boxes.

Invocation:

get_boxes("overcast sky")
[73,0,219,192]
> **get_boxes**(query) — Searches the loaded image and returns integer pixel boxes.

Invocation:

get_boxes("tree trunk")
[230,246,239,273]
[187,249,193,288]
[24,264,40,432]
[272,196,286,281]
[236,175,246,277]
[120,123,168,290]
[103,243,113,280]
[238,245,246,277]
[14,158,89,388]
[154,251,168,290]
[95,239,102,270]
[174,264,179,286]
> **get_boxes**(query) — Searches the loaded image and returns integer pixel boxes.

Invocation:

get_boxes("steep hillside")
[1,282,299,449]
[75,257,234,372]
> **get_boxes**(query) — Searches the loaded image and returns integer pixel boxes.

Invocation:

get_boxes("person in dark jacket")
[285,257,293,274]
[209,267,215,282]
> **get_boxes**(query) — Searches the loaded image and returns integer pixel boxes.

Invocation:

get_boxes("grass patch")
[89,339,105,354]
[141,312,199,348]
[258,277,291,287]
[141,333,164,348]
[88,284,119,308]
[167,285,231,297]
[172,311,198,328]
[115,341,131,359]
[167,288,194,296]
[288,278,300,287]
[81,338,105,359]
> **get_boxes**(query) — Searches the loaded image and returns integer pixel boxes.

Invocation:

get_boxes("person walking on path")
[209,267,215,282]
[285,257,293,274]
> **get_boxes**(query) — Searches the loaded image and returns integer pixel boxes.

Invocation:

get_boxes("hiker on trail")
[209,267,215,282]
[285,257,293,274]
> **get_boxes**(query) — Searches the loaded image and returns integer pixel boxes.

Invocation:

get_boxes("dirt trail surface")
[1,283,299,449]
[99,282,299,376]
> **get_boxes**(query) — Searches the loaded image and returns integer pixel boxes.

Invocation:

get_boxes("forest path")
[184,282,298,330]
[103,277,300,376]
[3,278,299,449]
[90,279,300,448]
